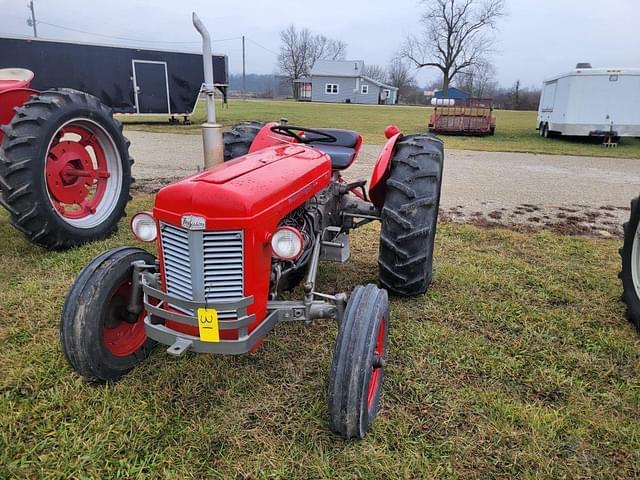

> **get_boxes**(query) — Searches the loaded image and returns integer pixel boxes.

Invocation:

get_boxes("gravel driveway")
[128,130,639,236]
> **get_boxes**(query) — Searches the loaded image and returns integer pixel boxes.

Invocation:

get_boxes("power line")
[246,37,279,56]
[35,19,242,46]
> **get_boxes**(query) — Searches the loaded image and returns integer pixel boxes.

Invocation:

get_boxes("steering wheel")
[270,124,337,144]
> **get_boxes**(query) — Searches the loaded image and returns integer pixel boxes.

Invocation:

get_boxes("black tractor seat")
[304,128,360,148]
[311,144,357,170]
[305,128,360,170]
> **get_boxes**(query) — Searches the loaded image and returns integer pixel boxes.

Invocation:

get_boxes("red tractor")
[60,118,444,438]
[0,68,132,250]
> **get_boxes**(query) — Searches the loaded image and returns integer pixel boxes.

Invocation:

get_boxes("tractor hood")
[153,144,331,228]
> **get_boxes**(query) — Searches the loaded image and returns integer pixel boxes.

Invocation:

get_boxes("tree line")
[269,0,541,109]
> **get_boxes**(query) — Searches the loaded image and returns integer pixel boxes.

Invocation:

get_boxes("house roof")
[308,60,398,91]
[311,60,365,77]
[361,75,398,91]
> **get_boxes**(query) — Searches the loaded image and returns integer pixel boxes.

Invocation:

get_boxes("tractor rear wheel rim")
[367,318,386,411]
[45,118,122,228]
[102,282,146,357]
[633,221,640,298]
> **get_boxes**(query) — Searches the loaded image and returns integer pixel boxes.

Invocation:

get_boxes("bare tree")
[363,64,388,83]
[402,0,505,95]
[278,25,314,98]
[387,58,416,102]
[311,35,347,64]
[457,60,498,97]
[278,25,347,98]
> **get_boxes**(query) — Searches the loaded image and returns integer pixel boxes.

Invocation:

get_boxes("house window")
[383,89,391,98]
[325,83,339,94]
[361,84,369,94]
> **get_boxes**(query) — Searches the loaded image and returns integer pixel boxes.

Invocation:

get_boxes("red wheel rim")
[45,123,112,220]
[102,282,147,357]
[367,317,386,411]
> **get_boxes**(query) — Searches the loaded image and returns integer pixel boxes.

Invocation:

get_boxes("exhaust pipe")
[193,12,223,168]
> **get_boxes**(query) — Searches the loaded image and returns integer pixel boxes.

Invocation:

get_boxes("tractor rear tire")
[378,134,444,296]
[0,88,132,250]
[223,121,264,161]
[60,247,157,383]
[620,196,640,332]
[328,284,389,439]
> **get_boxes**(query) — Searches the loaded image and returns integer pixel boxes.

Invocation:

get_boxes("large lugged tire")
[378,134,444,296]
[620,196,640,331]
[223,121,264,161]
[328,284,389,439]
[60,247,156,383]
[0,88,132,250]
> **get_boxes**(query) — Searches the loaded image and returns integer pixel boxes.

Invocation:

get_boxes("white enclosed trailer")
[537,66,640,139]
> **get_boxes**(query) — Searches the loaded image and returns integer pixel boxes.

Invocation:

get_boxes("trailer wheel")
[328,284,389,439]
[60,247,156,383]
[620,196,640,332]
[0,89,132,250]
[378,134,444,296]
[223,121,264,161]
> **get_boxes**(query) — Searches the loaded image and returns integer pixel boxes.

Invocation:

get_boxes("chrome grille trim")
[203,230,244,319]
[159,223,244,320]
[160,224,193,302]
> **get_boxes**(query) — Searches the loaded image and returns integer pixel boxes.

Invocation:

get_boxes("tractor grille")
[160,224,193,301]
[160,224,244,319]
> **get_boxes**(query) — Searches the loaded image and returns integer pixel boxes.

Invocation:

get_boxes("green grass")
[1,196,639,478]
[120,99,640,159]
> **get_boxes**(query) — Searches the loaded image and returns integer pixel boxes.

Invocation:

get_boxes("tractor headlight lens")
[271,226,303,260]
[131,212,157,242]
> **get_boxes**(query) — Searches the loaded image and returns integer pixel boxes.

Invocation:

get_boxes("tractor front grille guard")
[140,275,278,356]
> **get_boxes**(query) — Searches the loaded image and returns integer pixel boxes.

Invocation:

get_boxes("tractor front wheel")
[378,134,444,296]
[223,121,264,161]
[620,196,640,331]
[328,284,389,439]
[60,247,156,383]
[0,89,132,250]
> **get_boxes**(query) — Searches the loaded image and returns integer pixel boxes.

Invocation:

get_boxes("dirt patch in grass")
[1,196,638,478]
[442,203,625,238]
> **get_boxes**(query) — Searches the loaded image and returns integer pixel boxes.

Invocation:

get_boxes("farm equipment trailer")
[59,13,445,439]
[428,97,496,136]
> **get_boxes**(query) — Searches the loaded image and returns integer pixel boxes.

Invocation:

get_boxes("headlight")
[271,226,304,260]
[130,212,157,242]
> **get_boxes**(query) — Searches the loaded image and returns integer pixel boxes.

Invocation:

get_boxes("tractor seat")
[305,128,360,148]
[311,144,357,170]
[305,128,360,169]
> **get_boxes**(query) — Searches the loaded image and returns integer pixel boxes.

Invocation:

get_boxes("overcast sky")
[2,0,639,88]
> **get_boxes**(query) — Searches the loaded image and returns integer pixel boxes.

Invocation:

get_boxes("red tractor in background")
[0,68,132,250]
[60,118,444,439]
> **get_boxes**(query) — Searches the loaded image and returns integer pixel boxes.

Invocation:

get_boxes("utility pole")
[27,1,38,38]
[241,35,246,100]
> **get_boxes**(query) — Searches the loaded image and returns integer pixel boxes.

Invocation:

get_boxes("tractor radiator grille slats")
[160,224,244,320]
[160,225,194,302]
[203,230,244,320]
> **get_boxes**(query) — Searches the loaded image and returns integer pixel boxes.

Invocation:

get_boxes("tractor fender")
[0,88,38,142]
[368,126,403,208]
[248,121,296,153]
